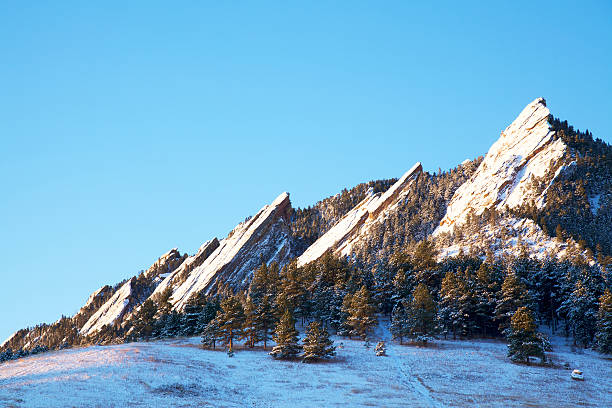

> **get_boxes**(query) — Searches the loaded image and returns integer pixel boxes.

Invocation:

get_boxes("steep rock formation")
[297,162,422,266]
[153,192,296,311]
[152,239,220,290]
[79,249,185,335]
[435,98,567,235]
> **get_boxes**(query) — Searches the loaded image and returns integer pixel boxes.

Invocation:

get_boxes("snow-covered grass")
[1,326,610,408]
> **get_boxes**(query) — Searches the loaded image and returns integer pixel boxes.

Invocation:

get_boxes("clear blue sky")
[1,1,611,342]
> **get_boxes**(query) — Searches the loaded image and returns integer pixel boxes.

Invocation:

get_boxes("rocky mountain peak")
[435,98,567,235]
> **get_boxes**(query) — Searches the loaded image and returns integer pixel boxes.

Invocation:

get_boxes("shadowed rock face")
[435,98,568,236]
[297,163,423,267]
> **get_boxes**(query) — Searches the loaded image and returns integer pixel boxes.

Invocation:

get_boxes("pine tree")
[310,284,334,326]
[197,297,220,332]
[337,292,353,337]
[347,286,378,340]
[249,261,269,306]
[495,271,530,333]
[302,321,335,362]
[566,280,598,348]
[406,283,437,344]
[277,262,307,322]
[243,297,261,348]
[215,296,245,353]
[392,269,412,304]
[182,301,204,336]
[438,270,461,339]
[372,265,395,315]
[412,240,438,271]
[506,307,546,364]
[131,299,157,339]
[160,310,182,338]
[412,240,440,291]
[390,300,410,344]
[255,295,276,350]
[155,287,173,316]
[201,320,221,350]
[474,262,498,337]
[270,309,301,359]
[596,289,612,354]
[181,291,207,336]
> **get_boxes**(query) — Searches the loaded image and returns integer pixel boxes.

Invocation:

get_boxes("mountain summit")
[436,97,567,235]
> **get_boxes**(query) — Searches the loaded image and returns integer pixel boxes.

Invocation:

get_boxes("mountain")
[2,97,610,354]
[433,97,611,261]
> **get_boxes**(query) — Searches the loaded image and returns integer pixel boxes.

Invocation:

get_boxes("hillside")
[1,324,610,408]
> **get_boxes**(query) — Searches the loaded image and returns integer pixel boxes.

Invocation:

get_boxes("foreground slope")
[1,327,609,408]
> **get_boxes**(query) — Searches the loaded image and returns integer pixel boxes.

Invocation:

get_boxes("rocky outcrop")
[297,163,423,266]
[79,280,133,335]
[435,98,567,235]
[153,192,296,311]
[79,248,186,336]
[152,239,220,290]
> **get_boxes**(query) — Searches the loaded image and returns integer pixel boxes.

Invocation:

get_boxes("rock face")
[151,239,220,291]
[79,249,185,336]
[153,192,296,311]
[435,98,567,235]
[297,163,423,266]
[79,280,133,335]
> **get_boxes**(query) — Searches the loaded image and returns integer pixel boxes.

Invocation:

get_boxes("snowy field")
[1,327,610,407]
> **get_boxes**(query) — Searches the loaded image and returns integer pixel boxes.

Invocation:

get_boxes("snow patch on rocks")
[437,216,589,263]
[152,239,220,294]
[589,194,602,216]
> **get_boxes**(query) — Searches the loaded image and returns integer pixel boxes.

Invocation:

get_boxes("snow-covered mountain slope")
[436,98,567,235]
[153,192,296,311]
[79,249,185,336]
[297,163,422,266]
